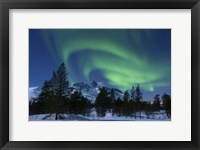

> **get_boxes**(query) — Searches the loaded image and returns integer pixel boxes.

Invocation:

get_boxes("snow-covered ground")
[29,114,56,121]
[29,110,170,121]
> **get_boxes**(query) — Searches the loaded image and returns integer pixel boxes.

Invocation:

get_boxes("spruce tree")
[95,87,109,117]
[39,80,53,100]
[37,80,54,114]
[135,84,142,102]
[153,94,160,111]
[108,88,115,111]
[122,90,131,117]
[55,63,70,96]
[53,63,70,120]
[131,86,135,100]
[130,86,136,118]
[162,93,171,118]
[113,98,123,116]
[30,63,70,119]
[135,84,142,119]
[70,91,82,114]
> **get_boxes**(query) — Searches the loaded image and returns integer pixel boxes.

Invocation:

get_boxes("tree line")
[29,63,171,120]
[95,85,171,118]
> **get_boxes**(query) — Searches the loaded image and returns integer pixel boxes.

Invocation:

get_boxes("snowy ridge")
[71,81,124,101]
[29,81,125,102]
[29,86,41,102]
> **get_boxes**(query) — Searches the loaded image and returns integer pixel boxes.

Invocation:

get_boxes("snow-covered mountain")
[29,86,41,102]
[70,81,102,101]
[29,81,124,102]
[71,81,123,101]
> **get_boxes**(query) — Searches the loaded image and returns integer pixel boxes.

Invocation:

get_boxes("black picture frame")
[0,0,200,149]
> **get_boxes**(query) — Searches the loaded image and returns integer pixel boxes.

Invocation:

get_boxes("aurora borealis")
[29,29,171,100]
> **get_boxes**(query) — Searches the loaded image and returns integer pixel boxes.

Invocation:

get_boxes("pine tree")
[55,63,70,97]
[153,94,160,111]
[95,87,109,117]
[131,86,135,100]
[135,84,142,102]
[122,90,131,117]
[37,80,54,114]
[39,80,53,99]
[53,63,70,120]
[30,63,70,119]
[123,90,129,101]
[162,93,171,118]
[113,98,123,116]
[108,88,115,112]
[135,84,142,119]
[70,91,82,114]
[129,99,136,118]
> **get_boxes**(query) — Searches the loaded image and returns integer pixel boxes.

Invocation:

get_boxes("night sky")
[29,29,171,100]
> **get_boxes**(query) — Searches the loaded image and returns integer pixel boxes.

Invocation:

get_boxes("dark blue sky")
[29,29,171,100]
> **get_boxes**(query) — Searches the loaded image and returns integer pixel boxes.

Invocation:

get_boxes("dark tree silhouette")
[34,63,70,120]
[36,80,55,114]
[162,93,171,118]
[122,90,132,117]
[95,87,109,117]
[52,63,70,120]
[131,86,135,100]
[113,98,123,116]
[135,84,142,102]
[153,94,160,111]
[69,91,92,115]
[135,84,142,119]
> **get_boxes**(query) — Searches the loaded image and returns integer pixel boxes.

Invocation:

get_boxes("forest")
[29,63,171,120]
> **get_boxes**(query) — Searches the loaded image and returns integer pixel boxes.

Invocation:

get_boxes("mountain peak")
[29,81,123,102]
[90,80,98,87]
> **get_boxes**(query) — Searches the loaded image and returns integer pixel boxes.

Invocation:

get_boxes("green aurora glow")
[40,29,171,92]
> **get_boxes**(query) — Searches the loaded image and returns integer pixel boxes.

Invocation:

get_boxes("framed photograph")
[0,0,199,149]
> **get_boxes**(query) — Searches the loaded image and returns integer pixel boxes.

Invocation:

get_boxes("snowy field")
[29,110,170,121]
